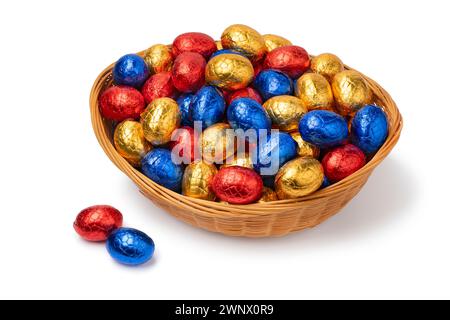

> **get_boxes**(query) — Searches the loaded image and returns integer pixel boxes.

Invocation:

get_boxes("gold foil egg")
[258,187,278,202]
[290,132,320,158]
[216,40,223,50]
[310,53,344,82]
[263,34,292,52]
[143,44,173,74]
[332,70,373,116]
[182,160,218,200]
[263,95,307,132]
[221,24,267,62]
[221,152,253,169]
[205,54,254,90]
[296,73,334,111]
[275,157,324,199]
[140,97,181,145]
[201,123,236,163]
[114,120,152,167]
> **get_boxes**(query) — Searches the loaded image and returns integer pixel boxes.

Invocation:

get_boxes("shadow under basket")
[90,55,403,238]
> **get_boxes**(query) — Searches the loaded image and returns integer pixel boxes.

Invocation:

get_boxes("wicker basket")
[90,52,402,238]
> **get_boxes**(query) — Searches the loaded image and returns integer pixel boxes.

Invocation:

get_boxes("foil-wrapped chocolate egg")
[114,120,152,166]
[351,105,388,154]
[201,123,236,163]
[263,95,307,132]
[191,86,226,129]
[253,69,293,101]
[140,97,181,145]
[290,132,320,158]
[211,166,263,204]
[227,98,272,133]
[226,87,263,105]
[296,73,334,111]
[106,227,155,266]
[221,24,266,62]
[141,148,184,191]
[99,86,146,121]
[169,126,197,163]
[177,93,194,127]
[141,71,178,104]
[143,44,174,74]
[205,54,254,90]
[221,152,253,169]
[263,46,310,78]
[310,53,344,82]
[332,70,373,116]
[252,132,297,176]
[210,49,244,59]
[263,34,292,52]
[73,205,123,241]
[258,187,278,202]
[171,52,206,93]
[322,144,366,182]
[275,157,324,199]
[299,110,348,148]
[321,176,331,189]
[113,54,149,88]
[172,32,216,59]
[182,160,218,200]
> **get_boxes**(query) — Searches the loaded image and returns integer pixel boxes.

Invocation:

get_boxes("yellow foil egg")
[221,152,253,169]
[295,73,334,111]
[205,54,254,90]
[140,97,181,146]
[201,123,236,164]
[332,70,373,116]
[310,53,344,82]
[113,120,152,167]
[182,160,218,200]
[263,95,307,132]
[216,40,223,50]
[258,187,278,202]
[221,24,267,62]
[290,132,320,158]
[143,44,173,74]
[263,34,292,52]
[275,157,324,199]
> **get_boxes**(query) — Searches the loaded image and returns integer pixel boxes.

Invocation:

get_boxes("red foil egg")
[227,87,263,105]
[141,71,178,104]
[322,144,366,182]
[172,32,217,59]
[73,205,123,241]
[211,167,263,204]
[169,126,197,163]
[253,61,264,77]
[263,45,310,78]
[99,86,145,121]
[171,52,206,93]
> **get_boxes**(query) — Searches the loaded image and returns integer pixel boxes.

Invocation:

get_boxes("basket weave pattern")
[90,55,402,238]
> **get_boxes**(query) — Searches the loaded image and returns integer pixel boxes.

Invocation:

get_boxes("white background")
[0,0,449,300]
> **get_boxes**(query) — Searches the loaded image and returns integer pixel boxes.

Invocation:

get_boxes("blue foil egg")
[141,148,184,191]
[253,132,297,175]
[177,93,194,127]
[210,49,245,59]
[253,69,293,101]
[351,105,389,154]
[113,54,149,88]
[191,86,226,129]
[227,98,271,134]
[321,176,331,189]
[106,228,155,266]
[299,110,348,148]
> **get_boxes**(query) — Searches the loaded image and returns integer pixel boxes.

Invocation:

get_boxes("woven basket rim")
[89,51,403,220]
